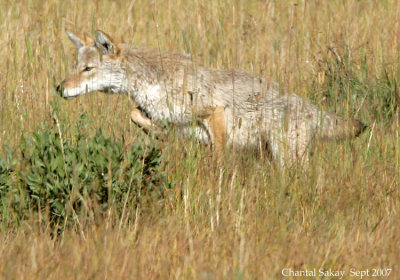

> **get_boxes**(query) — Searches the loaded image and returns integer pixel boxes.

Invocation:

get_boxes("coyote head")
[57,30,126,98]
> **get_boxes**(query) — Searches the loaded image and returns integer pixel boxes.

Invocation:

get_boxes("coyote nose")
[56,84,64,96]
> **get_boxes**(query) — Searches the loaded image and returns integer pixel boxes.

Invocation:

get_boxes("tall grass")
[0,0,399,278]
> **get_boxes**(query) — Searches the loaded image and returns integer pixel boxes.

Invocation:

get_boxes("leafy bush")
[0,113,171,228]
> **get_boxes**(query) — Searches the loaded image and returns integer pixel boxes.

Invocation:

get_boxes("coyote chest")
[132,83,195,124]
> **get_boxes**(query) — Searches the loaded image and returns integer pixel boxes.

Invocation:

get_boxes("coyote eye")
[83,66,94,72]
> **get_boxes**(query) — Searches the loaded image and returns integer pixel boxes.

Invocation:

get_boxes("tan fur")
[203,107,226,153]
[58,30,366,167]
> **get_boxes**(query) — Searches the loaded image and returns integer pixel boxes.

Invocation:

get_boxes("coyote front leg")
[130,108,164,138]
[202,106,226,153]
[131,107,227,153]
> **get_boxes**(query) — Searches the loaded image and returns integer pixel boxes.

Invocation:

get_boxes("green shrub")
[0,113,171,228]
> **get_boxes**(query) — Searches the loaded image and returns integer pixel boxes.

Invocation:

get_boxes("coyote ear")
[94,30,117,55]
[66,30,93,49]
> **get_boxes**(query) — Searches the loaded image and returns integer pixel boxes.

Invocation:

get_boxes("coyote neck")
[123,48,200,124]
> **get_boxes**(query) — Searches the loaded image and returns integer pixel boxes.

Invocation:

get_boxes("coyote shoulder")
[57,30,366,166]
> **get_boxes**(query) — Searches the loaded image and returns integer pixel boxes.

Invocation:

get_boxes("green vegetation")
[0,0,398,279]
[0,106,170,229]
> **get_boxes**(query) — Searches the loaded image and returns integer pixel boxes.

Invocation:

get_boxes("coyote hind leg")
[268,121,313,168]
[286,122,313,168]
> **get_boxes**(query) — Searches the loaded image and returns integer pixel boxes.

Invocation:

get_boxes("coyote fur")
[57,30,366,166]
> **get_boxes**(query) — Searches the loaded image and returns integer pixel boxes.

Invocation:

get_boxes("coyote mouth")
[56,84,70,99]
[63,96,76,100]
[56,84,87,100]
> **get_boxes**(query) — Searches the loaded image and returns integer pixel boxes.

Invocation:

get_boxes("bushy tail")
[319,112,367,140]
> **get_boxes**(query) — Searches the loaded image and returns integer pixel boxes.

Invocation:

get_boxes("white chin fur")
[62,89,90,98]
[62,80,100,98]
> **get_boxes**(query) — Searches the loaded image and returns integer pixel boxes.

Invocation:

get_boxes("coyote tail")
[319,112,367,140]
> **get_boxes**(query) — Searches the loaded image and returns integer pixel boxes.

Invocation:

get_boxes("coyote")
[57,30,366,166]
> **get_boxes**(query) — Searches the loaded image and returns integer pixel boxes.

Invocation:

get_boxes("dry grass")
[0,0,399,279]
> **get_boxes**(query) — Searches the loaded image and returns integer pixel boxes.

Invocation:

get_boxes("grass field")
[0,0,399,279]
